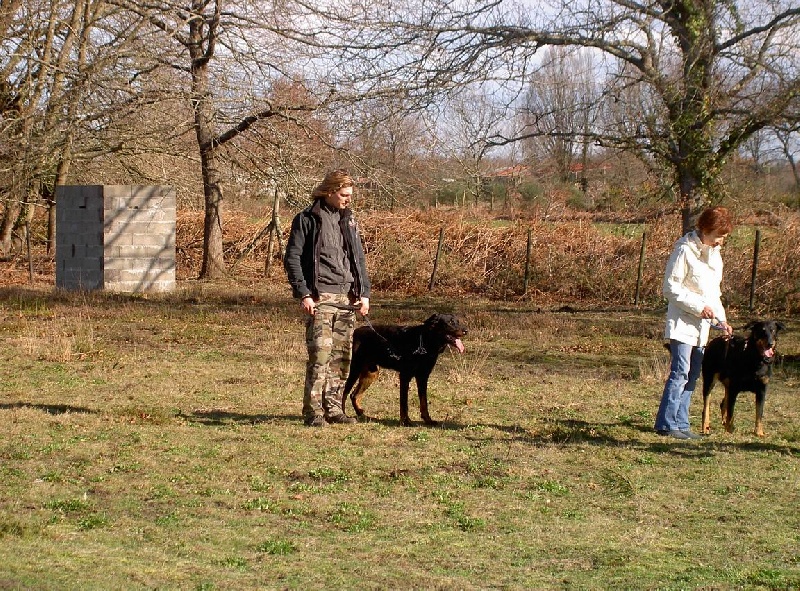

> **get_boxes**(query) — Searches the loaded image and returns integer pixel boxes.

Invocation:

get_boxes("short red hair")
[697,206,733,235]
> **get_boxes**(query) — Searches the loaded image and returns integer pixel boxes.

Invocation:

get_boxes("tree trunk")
[264,187,281,276]
[675,134,718,235]
[781,142,800,199]
[788,154,800,200]
[199,148,226,279]
[189,0,226,280]
[48,152,73,255]
[0,193,21,256]
[195,67,226,279]
[677,169,701,236]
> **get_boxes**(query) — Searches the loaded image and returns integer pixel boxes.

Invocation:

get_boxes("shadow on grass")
[622,417,800,454]
[156,408,800,456]
[187,410,418,429]
[0,401,95,415]
[183,409,299,426]
[0,284,295,314]
[450,416,800,456]
[552,417,800,456]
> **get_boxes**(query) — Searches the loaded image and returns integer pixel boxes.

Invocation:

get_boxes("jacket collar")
[309,198,351,220]
[685,230,703,255]
[685,230,718,263]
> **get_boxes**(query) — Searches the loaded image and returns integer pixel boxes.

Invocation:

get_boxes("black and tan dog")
[342,313,467,426]
[701,320,785,437]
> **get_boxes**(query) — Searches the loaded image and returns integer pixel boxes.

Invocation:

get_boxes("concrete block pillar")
[55,185,176,293]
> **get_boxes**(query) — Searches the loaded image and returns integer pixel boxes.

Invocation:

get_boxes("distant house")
[567,162,611,180]
[485,165,532,186]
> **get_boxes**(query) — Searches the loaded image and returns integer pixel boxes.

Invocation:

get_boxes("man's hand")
[301,296,316,316]
[356,297,370,316]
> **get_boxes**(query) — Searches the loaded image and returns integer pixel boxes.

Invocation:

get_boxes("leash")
[314,301,363,312]
[361,314,427,358]
[708,317,734,360]
[361,315,406,360]
[709,317,728,332]
[712,319,775,363]
[314,301,427,359]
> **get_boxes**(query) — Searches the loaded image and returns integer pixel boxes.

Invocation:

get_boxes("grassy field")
[1,283,798,590]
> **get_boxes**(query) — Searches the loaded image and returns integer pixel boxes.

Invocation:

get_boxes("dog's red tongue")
[764,347,774,358]
[453,338,465,354]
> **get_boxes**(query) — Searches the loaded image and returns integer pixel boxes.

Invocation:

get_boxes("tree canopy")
[2,0,799,266]
[302,0,800,229]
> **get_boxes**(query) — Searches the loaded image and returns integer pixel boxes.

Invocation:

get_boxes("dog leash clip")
[708,317,725,331]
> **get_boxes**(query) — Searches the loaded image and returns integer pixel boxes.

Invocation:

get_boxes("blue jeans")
[655,340,705,432]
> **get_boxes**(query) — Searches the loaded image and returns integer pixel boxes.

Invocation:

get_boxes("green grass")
[1,284,799,590]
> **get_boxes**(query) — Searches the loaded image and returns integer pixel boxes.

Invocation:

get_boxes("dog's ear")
[776,321,786,332]
[424,314,441,327]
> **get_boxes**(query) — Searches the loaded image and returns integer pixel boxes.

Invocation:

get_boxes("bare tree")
[345,97,431,209]
[435,86,508,207]
[295,0,800,232]
[0,0,94,255]
[104,0,328,278]
[8,0,799,259]
[773,124,800,197]
[521,47,600,183]
[741,129,769,172]
[0,0,180,255]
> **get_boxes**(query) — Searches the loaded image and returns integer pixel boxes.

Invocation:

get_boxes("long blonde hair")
[311,169,354,200]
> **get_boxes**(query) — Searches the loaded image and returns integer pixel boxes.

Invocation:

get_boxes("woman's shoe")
[656,429,690,440]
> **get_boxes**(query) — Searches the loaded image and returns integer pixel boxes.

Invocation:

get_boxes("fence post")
[264,187,281,277]
[26,220,33,283]
[634,231,646,306]
[524,228,532,295]
[749,228,761,311]
[428,226,445,291]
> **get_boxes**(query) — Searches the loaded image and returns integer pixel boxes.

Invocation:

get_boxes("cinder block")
[56,185,177,294]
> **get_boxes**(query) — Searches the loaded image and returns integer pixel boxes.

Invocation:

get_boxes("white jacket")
[663,231,727,347]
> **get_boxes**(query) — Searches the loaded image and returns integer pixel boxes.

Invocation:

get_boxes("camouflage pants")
[303,293,356,421]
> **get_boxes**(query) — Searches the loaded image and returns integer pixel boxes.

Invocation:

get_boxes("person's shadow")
[0,401,94,415]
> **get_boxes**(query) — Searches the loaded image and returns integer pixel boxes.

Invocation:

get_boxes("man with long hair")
[285,170,371,426]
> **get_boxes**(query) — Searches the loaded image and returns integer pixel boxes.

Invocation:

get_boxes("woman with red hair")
[655,206,734,440]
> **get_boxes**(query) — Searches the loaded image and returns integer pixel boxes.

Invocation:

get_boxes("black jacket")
[284,199,371,300]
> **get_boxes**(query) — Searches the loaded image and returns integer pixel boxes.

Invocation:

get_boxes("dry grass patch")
[1,284,799,589]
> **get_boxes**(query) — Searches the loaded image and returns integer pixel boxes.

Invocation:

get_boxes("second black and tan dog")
[343,313,467,426]
[701,320,784,437]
